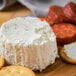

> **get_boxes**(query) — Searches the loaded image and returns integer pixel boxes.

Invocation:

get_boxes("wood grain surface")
[0,3,76,76]
[36,59,76,76]
[0,3,31,25]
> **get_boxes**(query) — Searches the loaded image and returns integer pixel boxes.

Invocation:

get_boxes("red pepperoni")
[64,2,76,24]
[39,17,52,25]
[48,5,69,25]
[52,23,76,45]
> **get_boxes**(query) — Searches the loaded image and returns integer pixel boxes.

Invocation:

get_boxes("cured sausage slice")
[48,5,69,25]
[64,2,76,24]
[52,23,76,45]
[39,17,52,25]
[39,17,48,21]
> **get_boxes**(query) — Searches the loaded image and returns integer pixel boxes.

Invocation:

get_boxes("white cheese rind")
[1,17,56,46]
[0,17,58,71]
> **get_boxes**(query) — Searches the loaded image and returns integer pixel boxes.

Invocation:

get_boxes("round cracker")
[0,56,5,68]
[58,46,76,64]
[0,66,36,76]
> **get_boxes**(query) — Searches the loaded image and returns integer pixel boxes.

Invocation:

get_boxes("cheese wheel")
[0,17,58,71]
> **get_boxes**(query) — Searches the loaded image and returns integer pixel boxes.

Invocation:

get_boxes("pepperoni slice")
[48,5,69,25]
[64,2,76,24]
[39,17,52,25]
[39,17,48,21]
[52,23,76,45]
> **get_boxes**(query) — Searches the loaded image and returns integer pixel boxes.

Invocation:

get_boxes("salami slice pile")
[39,2,76,45]
[48,5,69,25]
[52,23,76,45]
[64,2,76,24]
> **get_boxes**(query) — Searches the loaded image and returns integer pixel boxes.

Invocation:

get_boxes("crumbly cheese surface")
[0,17,58,71]
[64,42,76,60]
[0,17,56,46]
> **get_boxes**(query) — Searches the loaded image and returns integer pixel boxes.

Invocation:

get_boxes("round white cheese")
[0,17,58,71]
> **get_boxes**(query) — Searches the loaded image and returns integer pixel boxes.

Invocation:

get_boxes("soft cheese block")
[0,17,58,71]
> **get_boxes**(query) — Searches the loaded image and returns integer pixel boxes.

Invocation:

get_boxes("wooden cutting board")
[0,3,76,76]
[36,59,76,76]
